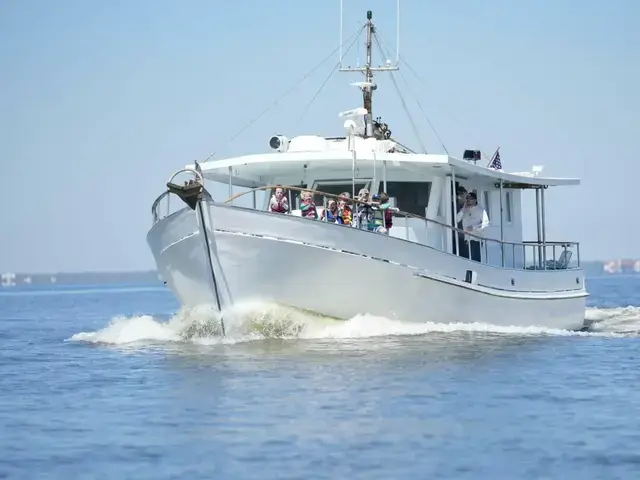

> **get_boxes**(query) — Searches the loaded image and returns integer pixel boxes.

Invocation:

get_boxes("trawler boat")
[147,8,587,332]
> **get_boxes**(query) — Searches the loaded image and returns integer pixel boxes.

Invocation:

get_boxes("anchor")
[166,179,212,211]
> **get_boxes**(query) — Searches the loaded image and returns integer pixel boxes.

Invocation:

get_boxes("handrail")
[151,168,203,225]
[168,167,203,185]
[223,184,549,246]
[151,190,170,225]
[221,184,581,270]
[227,183,477,233]
[151,183,581,270]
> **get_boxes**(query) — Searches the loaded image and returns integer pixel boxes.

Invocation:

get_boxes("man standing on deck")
[453,184,469,258]
[456,192,489,262]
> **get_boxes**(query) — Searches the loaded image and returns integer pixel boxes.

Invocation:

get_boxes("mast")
[339,6,400,138]
[363,11,374,137]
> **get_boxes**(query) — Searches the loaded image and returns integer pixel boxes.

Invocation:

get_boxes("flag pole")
[481,146,498,164]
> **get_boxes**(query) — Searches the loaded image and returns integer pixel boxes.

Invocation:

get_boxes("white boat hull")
[147,203,588,330]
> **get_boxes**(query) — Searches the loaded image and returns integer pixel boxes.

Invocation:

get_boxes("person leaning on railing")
[320,199,342,224]
[269,185,290,214]
[454,184,468,257]
[455,192,489,262]
[355,188,374,229]
[300,190,318,219]
[370,193,399,234]
[337,192,353,226]
[379,192,397,233]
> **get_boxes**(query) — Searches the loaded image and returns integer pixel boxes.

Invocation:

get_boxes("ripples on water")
[1,277,640,479]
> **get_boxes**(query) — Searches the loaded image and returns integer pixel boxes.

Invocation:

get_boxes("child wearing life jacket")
[338,193,352,226]
[379,192,397,233]
[269,185,289,214]
[371,192,399,234]
[300,191,318,219]
[356,188,375,230]
[321,199,342,224]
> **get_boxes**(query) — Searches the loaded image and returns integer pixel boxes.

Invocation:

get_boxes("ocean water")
[1,276,639,479]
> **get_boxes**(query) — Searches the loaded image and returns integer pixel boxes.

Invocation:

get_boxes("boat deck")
[152,184,581,273]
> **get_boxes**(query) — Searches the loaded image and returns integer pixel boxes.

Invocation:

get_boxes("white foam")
[585,306,640,333]
[70,314,181,344]
[67,303,640,347]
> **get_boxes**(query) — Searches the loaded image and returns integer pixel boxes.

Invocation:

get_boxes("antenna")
[338,1,400,138]
[339,0,343,66]
[339,1,400,70]
[396,0,400,65]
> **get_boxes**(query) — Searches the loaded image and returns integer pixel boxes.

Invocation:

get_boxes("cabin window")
[482,190,491,220]
[505,191,513,223]
[385,181,432,216]
[312,181,368,206]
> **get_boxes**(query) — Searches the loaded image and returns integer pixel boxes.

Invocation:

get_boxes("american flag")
[488,148,502,170]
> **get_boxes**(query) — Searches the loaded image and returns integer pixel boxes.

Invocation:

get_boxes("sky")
[0,0,638,273]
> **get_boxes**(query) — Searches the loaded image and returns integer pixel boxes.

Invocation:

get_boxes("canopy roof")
[190,149,580,189]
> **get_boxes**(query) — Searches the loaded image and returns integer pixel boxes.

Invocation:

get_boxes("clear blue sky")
[1,0,638,272]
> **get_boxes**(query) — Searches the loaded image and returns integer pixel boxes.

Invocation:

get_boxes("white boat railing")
[151,184,581,271]
[151,190,171,225]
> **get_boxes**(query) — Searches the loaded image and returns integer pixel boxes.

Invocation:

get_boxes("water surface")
[1,276,639,479]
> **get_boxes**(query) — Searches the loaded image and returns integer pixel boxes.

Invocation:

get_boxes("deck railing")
[151,190,171,225]
[151,183,580,271]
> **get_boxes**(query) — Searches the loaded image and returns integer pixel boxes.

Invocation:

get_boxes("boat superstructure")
[147,6,587,332]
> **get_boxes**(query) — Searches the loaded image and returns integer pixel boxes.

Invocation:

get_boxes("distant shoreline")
[0,260,639,288]
[0,270,162,287]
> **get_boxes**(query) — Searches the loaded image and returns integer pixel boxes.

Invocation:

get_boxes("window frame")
[505,191,513,224]
[384,181,432,217]
[482,190,491,220]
